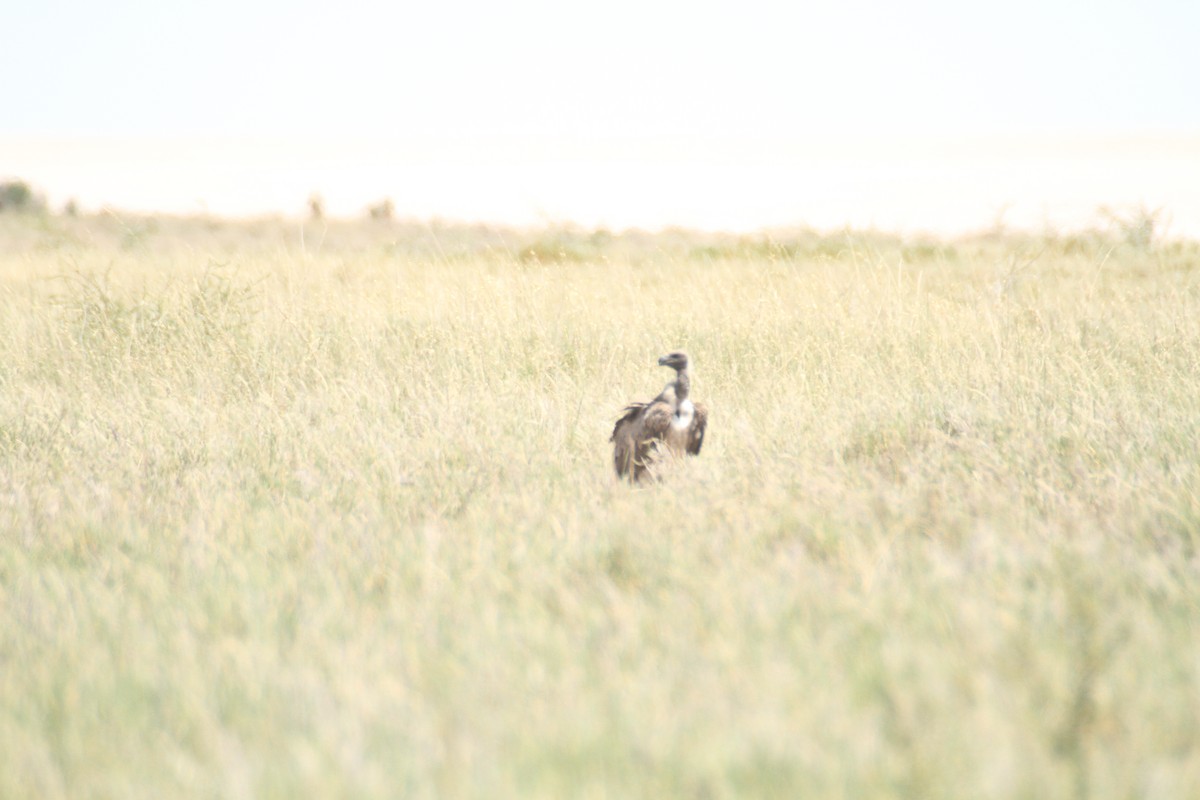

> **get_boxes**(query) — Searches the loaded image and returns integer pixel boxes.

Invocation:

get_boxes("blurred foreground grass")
[1,213,1199,798]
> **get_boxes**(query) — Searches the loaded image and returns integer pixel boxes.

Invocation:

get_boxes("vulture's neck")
[673,368,691,403]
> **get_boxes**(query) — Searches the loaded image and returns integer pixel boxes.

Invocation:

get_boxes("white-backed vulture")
[611,350,708,482]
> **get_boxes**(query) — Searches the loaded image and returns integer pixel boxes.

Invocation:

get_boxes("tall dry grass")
[1,214,1198,798]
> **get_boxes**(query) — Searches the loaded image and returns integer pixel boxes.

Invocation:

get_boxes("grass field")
[1,212,1199,799]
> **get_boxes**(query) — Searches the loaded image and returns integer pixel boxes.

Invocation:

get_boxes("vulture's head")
[658,350,690,372]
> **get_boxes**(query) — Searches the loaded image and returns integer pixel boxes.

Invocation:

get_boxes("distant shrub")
[308,193,325,221]
[901,241,959,262]
[1100,205,1162,251]
[0,179,46,214]
[62,198,79,217]
[517,228,596,264]
[367,198,395,221]
[689,233,853,262]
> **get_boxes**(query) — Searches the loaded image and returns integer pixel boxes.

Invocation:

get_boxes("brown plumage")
[611,350,708,482]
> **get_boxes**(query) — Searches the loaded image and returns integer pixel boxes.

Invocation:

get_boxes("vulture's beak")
[657,355,669,366]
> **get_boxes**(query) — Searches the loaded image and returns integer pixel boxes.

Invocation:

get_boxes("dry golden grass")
[1,213,1199,798]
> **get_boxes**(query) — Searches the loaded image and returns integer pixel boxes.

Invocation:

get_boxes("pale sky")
[4,0,1199,233]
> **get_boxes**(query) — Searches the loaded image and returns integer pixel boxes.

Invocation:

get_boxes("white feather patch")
[671,399,695,431]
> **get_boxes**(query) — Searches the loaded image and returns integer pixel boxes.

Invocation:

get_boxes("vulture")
[611,350,708,482]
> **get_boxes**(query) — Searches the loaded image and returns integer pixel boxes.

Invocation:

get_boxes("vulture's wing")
[639,401,674,442]
[611,403,646,477]
[611,403,646,442]
[687,402,708,455]
[631,401,674,481]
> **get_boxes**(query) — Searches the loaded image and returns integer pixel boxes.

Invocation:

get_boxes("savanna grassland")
[1,212,1199,799]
